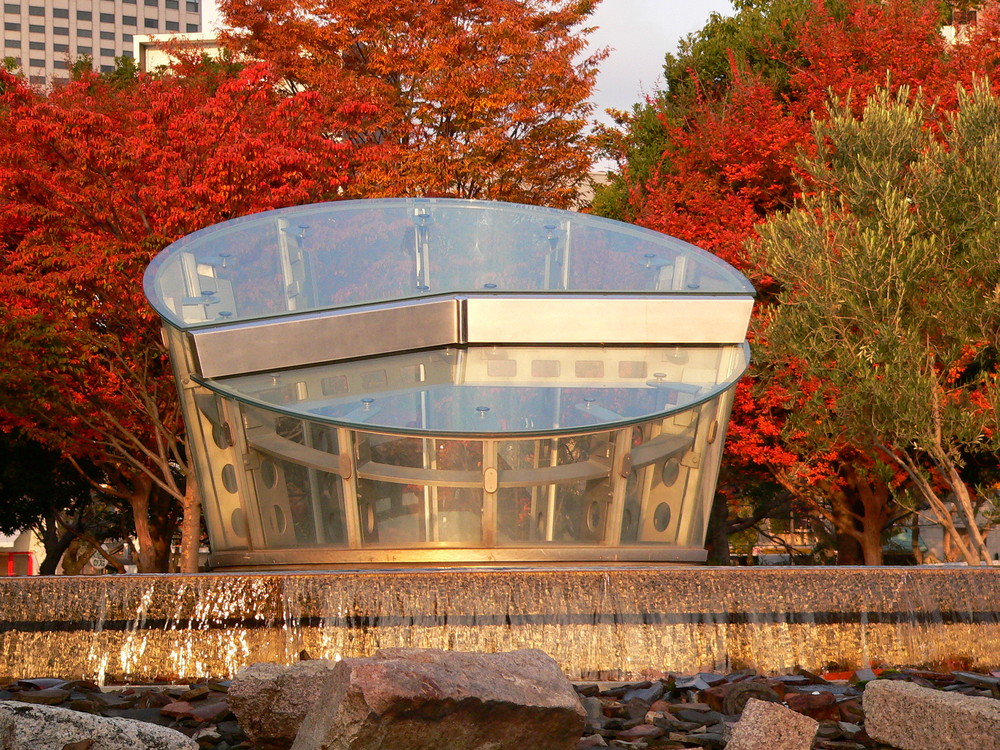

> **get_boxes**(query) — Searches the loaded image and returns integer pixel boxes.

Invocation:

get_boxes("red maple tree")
[0,61,352,571]
[218,0,606,206]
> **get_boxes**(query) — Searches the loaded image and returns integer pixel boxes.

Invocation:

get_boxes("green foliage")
[591,100,668,221]
[757,84,1000,559]
[662,0,808,104]
[69,56,93,80]
[103,55,139,88]
[0,432,91,536]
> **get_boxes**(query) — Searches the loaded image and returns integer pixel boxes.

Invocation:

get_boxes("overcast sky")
[203,0,736,131]
[586,1,734,120]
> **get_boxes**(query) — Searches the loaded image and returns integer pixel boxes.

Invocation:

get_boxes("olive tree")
[757,84,1000,564]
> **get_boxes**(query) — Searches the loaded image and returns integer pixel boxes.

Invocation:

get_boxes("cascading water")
[0,567,997,684]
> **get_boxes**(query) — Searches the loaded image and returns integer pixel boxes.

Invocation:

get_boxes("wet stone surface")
[0,667,998,749]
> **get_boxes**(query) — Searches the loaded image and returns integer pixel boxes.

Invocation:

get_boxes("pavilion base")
[0,566,997,684]
[207,545,709,569]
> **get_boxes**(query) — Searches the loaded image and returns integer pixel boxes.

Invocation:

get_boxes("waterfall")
[1,567,997,684]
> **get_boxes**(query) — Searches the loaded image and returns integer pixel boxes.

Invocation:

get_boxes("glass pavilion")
[144,199,754,568]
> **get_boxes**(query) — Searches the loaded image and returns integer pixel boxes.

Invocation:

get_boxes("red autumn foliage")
[607,0,1000,562]
[0,62,352,570]
[217,0,605,206]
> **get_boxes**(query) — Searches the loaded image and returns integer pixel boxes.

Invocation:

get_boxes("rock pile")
[0,677,248,749]
[0,661,997,749]
[571,666,1000,749]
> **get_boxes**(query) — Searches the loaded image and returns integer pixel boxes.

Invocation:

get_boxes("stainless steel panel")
[209,544,709,568]
[190,298,461,378]
[465,295,754,345]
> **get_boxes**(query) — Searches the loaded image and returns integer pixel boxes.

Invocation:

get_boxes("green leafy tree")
[756,85,1000,564]
[595,0,1000,563]
[0,432,123,574]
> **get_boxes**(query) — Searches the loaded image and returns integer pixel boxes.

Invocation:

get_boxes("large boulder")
[864,678,1000,750]
[290,648,585,750]
[229,659,343,749]
[725,697,818,750]
[0,701,197,750]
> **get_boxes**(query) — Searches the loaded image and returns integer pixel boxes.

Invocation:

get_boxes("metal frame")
[188,293,754,379]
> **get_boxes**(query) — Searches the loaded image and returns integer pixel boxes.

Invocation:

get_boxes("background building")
[133,29,216,71]
[2,0,201,85]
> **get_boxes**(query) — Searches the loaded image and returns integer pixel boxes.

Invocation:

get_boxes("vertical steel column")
[302,421,326,545]
[605,427,633,546]
[482,439,497,547]
[221,398,264,551]
[338,428,362,549]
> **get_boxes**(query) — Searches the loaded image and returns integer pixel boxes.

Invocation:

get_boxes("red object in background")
[3,551,34,576]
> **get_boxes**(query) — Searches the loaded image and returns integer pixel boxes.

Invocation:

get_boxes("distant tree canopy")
[218,0,606,207]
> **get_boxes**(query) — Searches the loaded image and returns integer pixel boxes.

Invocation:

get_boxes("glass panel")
[208,345,748,437]
[235,406,350,547]
[498,478,611,544]
[496,432,612,544]
[356,480,483,546]
[252,457,349,547]
[619,400,715,547]
[354,432,484,546]
[146,199,754,330]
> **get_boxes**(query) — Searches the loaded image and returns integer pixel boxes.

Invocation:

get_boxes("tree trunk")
[858,525,884,565]
[829,466,890,566]
[179,472,202,573]
[910,513,924,564]
[127,473,173,572]
[704,492,731,565]
[828,488,867,565]
[36,513,75,575]
[59,538,92,575]
[835,532,864,565]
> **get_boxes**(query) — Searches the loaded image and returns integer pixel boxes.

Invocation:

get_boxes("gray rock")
[0,710,12,749]
[12,688,70,706]
[582,696,606,728]
[675,675,711,691]
[622,683,664,705]
[290,647,585,750]
[0,701,197,750]
[228,658,343,749]
[725,697,818,750]
[863,678,1000,750]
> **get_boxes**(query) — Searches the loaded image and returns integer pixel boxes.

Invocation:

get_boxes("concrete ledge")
[863,678,1000,750]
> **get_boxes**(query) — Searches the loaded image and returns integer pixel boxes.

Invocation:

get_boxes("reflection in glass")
[252,457,348,548]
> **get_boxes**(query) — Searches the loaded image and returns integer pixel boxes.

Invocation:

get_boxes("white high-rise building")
[2,0,201,85]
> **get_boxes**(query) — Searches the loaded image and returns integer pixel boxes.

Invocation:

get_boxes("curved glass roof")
[198,344,750,437]
[144,198,754,330]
